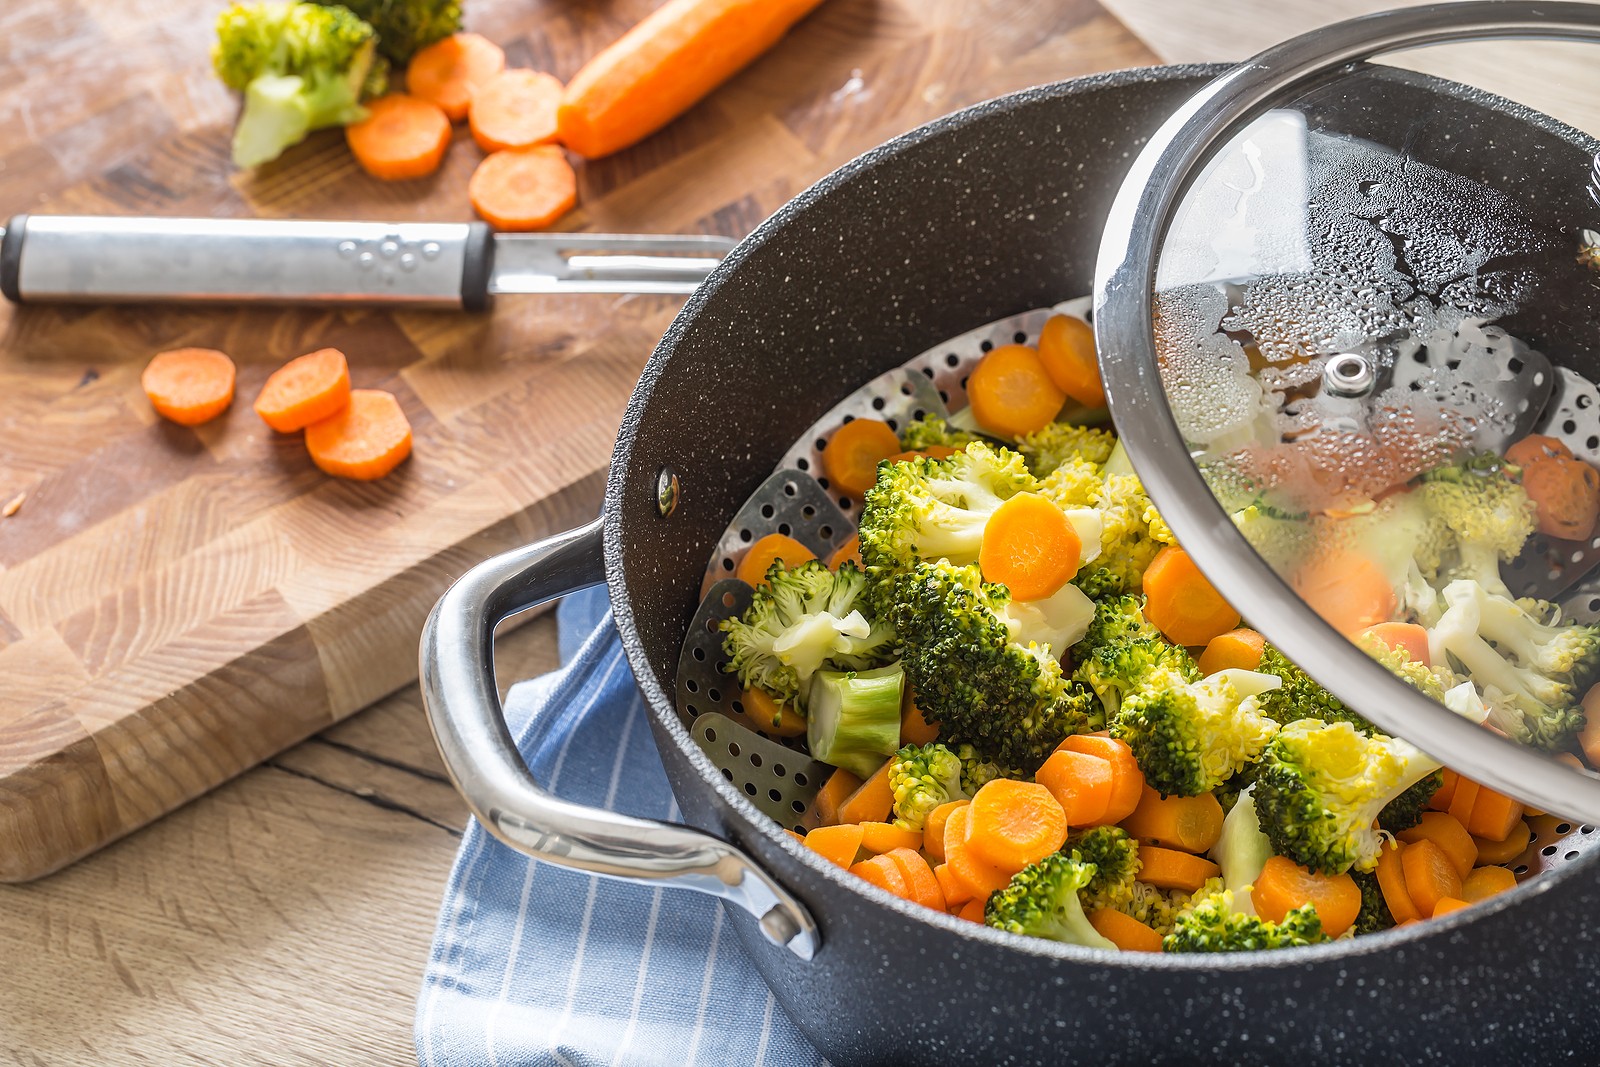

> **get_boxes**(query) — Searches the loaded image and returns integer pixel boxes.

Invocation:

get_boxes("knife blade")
[0,215,736,309]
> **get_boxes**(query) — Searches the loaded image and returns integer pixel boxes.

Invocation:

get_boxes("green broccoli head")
[984,851,1116,948]
[1375,769,1444,834]
[1015,422,1116,477]
[1254,644,1377,734]
[1350,869,1395,935]
[1163,890,1328,952]
[1038,456,1105,512]
[720,560,895,710]
[1419,453,1537,563]
[317,0,461,64]
[889,561,1099,769]
[1093,473,1167,592]
[1232,499,1315,575]
[1072,566,1127,600]
[1430,580,1591,750]
[1359,632,1450,701]
[1071,594,1198,716]
[858,441,1038,582]
[1069,827,1141,912]
[1252,719,1441,874]
[897,414,981,453]
[954,743,1021,795]
[214,2,383,167]
[888,743,966,831]
[1111,667,1282,796]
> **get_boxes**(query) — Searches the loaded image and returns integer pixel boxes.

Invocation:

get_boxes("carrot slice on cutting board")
[469,146,578,231]
[469,69,564,152]
[254,347,350,432]
[406,32,506,121]
[304,389,413,480]
[346,94,452,181]
[142,347,236,426]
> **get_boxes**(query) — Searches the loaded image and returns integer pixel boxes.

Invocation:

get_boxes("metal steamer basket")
[422,7,1600,1062]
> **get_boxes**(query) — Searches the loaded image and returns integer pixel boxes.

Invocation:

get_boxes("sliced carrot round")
[469,145,578,231]
[979,492,1081,601]
[828,534,862,571]
[803,823,863,868]
[823,418,901,497]
[850,854,909,898]
[957,896,988,923]
[1035,313,1103,407]
[1251,855,1362,938]
[469,69,564,152]
[1375,839,1420,923]
[887,847,946,911]
[141,347,236,426]
[1360,622,1432,667]
[735,687,805,738]
[346,94,452,181]
[965,779,1068,873]
[860,821,922,854]
[1506,434,1573,468]
[1431,896,1471,917]
[254,347,350,432]
[1461,865,1517,902]
[1292,548,1397,637]
[1472,820,1530,867]
[1522,455,1600,541]
[966,344,1067,438]
[1396,811,1475,880]
[1118,785,1224,853]
[1400,839,1464,919]
[1088,908,1162,952]
[405,32,506,121]
[303,389,413,480]
[1058,734,1145,826]
[1034,748,1113,827]
[1135,845,1220,893]
[1197,628,1266,675]
[1142,545,1241,648]
[735,533,814,587]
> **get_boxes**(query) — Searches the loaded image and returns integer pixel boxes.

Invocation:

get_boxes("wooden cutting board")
[0,0,1155,880]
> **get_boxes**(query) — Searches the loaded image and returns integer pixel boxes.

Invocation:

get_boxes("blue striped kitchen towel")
[416,585,827,1067]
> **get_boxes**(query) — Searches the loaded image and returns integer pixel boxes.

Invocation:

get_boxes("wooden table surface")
[6,0,1594,1063]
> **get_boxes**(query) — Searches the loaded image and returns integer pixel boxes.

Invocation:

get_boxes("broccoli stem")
[807,664,906,778]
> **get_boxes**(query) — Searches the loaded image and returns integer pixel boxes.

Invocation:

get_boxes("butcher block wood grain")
[0,0,1157,881]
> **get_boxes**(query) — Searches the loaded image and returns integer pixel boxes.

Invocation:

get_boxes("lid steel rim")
[1093,2,1600,822]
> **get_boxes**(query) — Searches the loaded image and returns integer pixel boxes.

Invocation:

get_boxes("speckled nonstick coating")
[597,66,1600,1064]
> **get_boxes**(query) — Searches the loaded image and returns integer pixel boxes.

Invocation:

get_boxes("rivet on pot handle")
[420,517,820,960]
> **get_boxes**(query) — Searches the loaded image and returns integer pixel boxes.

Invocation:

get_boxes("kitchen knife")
[0,216,736,310]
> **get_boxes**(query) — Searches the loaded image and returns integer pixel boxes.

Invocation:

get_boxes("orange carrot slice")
[1461,865,1517,903]
[346,94,452,180]
[1250,855,1362,938]
[469,69,564,152]
[1446,777,1482,832]
[1119,785,1225,853]
[850,854,909,898]
[813,766,862,826]
[1058,734,1145,826]
[1522,455,1600,541]
[1431,896,1471,917]
[900,696,939,747]
[1088,908,1163,952]
[1506,434,1573,468]
[735,533,814,586]
[964,779,1069,873]
[1581,683,1600,769]
[1136,845,1220,894]
[142,347,236,426]
[924,800,968,863]
[1375,839,1421,923]
[934,862,971,907]
[1360,622,1432,666]
[1396,811,1476,880]
[1465,785,1524,843]
[1035,313,1103,407]
[887,847,946,911]
[406,32,506,121]
[823,418,901,498]
[469,146,578,231]
[1401,839,1464,919]
[254,347,350,432]
[942,806,1014,898]
[828,534,862,571]
[1034,748,1114,827]
[1197,628,1266,675]
[804,823,863,868]
[966,344,1067,439]
[836,760,894,825]
[957,896,988,923]
[734,687,805,738]
[304,389,412,480]
[1473,820,1530,867]
[979,492,1082,601]
[1428,768,1460,812]
[1292,549,1397,637]
[1142,545,1241,648]
[859,822,922,854]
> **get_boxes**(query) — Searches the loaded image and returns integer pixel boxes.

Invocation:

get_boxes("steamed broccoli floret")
[318,0,460,64]
[1111,667,1283,796]
[889,561,1099,768]
[955,743,1021,794]
[1376,770,1444,834]
[1232,499,1316,575]
[1313,490,1453,624]
[897,414,981,453]
[1212,785,1274,916]
[858,441,1037,581]
[1360,632,1450,701]
[1071,595,1198,717]
[1070,826,1141,912]
[1350,869,1395,935]
[1072,566,1127,600]
[1038,456,1104,511]
[1254,644,1376,734]
[1163,890,1327,952]
[888,743,966,830]
[1419,454,1537,598]
[720,560,895,711]
[1094,472,1170,591]
[1429,580,1593,749]
[1252,719,1444,874]
[1015,422,1116,478]
[984,851,1116,949]
[214,2,385,167]
[806,664,905,778]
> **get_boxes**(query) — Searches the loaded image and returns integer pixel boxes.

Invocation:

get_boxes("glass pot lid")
[1094,2,1600,820]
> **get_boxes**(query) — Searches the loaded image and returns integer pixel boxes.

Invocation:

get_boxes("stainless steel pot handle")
[419,517,819,960]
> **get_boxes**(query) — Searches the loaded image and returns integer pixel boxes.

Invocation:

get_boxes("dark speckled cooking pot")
[422,64,1600,1065]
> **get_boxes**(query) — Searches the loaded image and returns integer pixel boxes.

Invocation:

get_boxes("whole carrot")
[558,0,828,159]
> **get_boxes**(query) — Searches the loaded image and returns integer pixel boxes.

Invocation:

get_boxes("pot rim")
[603,62,1591,969]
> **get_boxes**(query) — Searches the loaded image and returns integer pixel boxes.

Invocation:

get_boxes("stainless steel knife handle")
[0,215,494,310]
[0,216,737,308]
